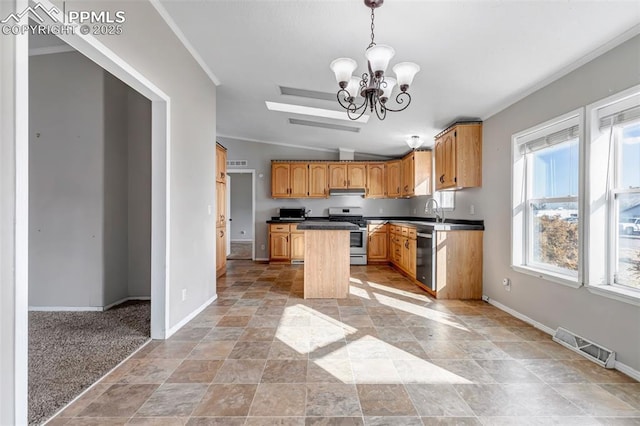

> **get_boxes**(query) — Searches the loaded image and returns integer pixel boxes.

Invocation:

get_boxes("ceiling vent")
[552,327,615,368]
[279,86,335,102]
[288,118,360,133]
[227,160,248,167]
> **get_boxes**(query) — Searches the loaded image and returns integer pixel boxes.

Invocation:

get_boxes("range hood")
[329,188,366,197]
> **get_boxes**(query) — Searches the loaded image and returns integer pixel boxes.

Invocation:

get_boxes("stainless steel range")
[328,207,367,265]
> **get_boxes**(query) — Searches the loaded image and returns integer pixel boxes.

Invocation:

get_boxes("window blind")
[518,125,579,155]
[599,104,640,130]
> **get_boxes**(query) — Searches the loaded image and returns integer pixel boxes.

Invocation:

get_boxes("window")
[587,87,640,300]
[512,110,582,286]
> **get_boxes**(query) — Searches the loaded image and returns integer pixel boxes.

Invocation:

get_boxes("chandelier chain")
[368,6,376,48]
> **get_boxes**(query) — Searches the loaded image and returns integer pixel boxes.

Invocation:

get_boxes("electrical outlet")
[412,208,417,214]
[379,208,383,214]
[181,288,187,301]
[469,204,475,215]
[502,278,511,291]
[261,244,265,251]
[241,230,246,235]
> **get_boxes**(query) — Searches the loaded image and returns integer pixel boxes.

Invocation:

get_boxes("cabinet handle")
[219,230,224,237]
[344,180,346,186]
[405,240,409,249]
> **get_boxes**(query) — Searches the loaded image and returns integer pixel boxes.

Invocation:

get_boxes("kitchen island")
[296,221,358,299]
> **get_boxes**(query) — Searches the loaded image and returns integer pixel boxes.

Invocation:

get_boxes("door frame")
[226,169,256,260]
[4,0,172,422]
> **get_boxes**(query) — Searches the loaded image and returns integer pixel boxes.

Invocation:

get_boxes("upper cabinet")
[328,163,367,189]
[386,160,402,198]
[271,162,308,198]
[434,122,482,191]
[308,163,328,198]
[402,150,432,197]
[216,143,227,183]
[366,163,385,198]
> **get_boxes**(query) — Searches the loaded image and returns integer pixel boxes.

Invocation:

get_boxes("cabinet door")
[328,164,347,188]
[216,181,226,227]
[367,228,388,261]
[216,145,227,183]
[290,232,305,260]
[443,131,457,188]
[366,163,385,198]
[386,160,401,198]
[308,163,328,198]
[271,163,290,198]
[216,226,226,275]
[347,163,367,188]
[290,163,308,198]
[407,238,416,279]
[401,154,414,197]
[270,232,290,260]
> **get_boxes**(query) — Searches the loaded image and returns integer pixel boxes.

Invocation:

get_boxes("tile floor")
[49,261,640,425]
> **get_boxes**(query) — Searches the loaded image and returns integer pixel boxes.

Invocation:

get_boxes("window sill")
[586,284,640,307]
[512,265,581,289]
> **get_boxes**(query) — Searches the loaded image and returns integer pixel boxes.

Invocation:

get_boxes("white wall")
[229,173,253,240]
[446,35,640,372]
[221,137,412,259]
[29,51,106,307]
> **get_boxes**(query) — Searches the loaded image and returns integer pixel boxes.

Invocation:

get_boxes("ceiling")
[159,0,639,157]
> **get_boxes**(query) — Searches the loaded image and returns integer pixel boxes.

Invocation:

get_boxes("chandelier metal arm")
[379,92,412,113]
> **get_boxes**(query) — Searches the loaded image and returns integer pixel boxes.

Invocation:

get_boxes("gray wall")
[103,71,130,306]
[29,51,152,308]
[221,137,412,259]
[414,35,640,371]
[127,89,152,297]
[29,51,105,307]
[229,173,253,240]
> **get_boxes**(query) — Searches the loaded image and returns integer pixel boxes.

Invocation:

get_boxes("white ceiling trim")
[482,23,640,121]
[149,0,221,86]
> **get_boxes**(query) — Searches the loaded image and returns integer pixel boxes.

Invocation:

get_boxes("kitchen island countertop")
[297,221,358,231]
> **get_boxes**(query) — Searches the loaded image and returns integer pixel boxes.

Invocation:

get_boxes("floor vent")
[227,160,247,167]
[291,260,304,265]
[553,327,615,368]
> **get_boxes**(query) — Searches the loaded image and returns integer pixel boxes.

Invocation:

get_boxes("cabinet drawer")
[401,227,409,237]
[270,224,290,232]
[408,228,417,239]
[391,225,402,234]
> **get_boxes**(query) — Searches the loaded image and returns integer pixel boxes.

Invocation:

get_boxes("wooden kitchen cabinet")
[367,223,388,262]
[432,230,483,299]
[388,224,417,279]
[216,144,227,184]
[366,163,386,198]
[401,151,432,197]
[386,160,402,198]
[269,223,305,262]
[434,122,482,190]
[308,163,328,198]
[216,143,227,277]
[271,162,308,198]
[389,225,403,267]
[328,163,367,189]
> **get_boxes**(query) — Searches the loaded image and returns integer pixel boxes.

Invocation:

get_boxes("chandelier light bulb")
[379,77,396,103]
[393,62,421,92]
[365,44,395,78]
[330,58,358,88]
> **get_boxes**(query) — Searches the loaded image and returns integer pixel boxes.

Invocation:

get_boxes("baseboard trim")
[483,295,640,380]
[166,294,218,338]
[30,296,152,312]
[254,258,269,262]
[41,338,154,425]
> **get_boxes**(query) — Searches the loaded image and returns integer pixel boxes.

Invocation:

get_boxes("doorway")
[226,170,256,260]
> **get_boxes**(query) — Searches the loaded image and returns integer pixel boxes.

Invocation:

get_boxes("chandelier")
[330,0,420,121]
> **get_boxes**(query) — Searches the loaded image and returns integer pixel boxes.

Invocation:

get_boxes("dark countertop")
[296,221,359,231]
[267,216,483,231]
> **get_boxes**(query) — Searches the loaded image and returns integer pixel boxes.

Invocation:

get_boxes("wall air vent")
[289,118,360,133]
[552,327,615,368]
[227,160,248,167]
[279,86,335,102]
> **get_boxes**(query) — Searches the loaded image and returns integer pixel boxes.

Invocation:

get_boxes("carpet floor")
[28,300,150,425]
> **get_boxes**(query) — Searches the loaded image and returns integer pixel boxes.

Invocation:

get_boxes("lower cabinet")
[432,231,483,299]
[389,225,416,279]
[367,223,388,262]
[269,223,305,262]
[216,226,226,277]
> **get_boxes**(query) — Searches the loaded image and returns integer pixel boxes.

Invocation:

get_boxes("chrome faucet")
[425,198,445,223]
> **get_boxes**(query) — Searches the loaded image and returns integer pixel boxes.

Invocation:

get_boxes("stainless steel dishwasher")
[416,230,435,291]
